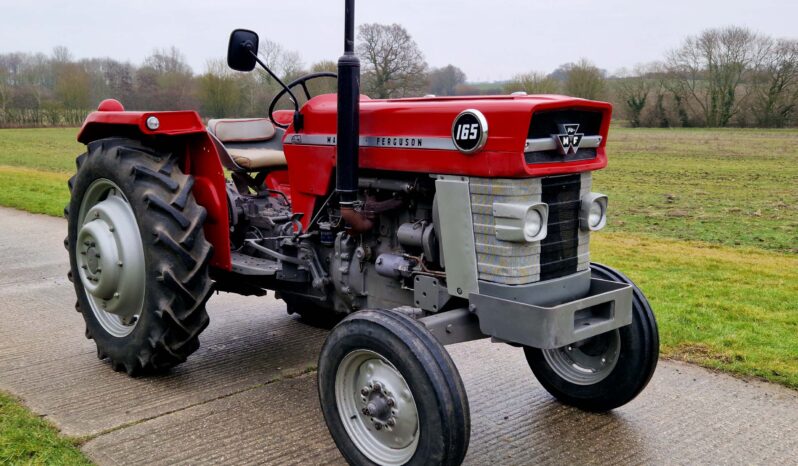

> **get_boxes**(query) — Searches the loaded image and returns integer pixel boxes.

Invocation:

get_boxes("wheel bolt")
[361,387,370,396]
[374,423,382,431]
[387,418,396,427]
[387,398,395,407]
[362,407,370,415]
[373,382,382,392]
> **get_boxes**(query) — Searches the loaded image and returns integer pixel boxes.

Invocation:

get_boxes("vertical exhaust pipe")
[336,0,372,232]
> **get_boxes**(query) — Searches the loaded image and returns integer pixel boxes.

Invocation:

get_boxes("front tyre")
[318,310,470,466]
[524,263,659,412]
[66,138,213,375]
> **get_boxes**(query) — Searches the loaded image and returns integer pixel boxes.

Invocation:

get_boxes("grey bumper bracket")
[469,278,633,349]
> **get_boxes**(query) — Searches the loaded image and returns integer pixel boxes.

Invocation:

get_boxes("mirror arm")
[248,50,303,130]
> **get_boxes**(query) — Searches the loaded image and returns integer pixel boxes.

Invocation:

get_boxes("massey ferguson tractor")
[65,1,658,464]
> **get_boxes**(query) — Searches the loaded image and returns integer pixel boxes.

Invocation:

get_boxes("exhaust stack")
[336,0,372,232]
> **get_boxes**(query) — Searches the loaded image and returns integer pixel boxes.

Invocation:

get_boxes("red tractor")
[66,1,658,464]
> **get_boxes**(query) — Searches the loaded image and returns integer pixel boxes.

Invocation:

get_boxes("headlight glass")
[580,193,608,231]
[589,201,604,227]
[524,209,543,238]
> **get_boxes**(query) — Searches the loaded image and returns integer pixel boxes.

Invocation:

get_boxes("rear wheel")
[65,138,213,375]
[318,310,470,466]
[524,263,659,411]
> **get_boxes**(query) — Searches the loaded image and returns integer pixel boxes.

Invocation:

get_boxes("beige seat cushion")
[208,118,276,143]
[228,148,287,169]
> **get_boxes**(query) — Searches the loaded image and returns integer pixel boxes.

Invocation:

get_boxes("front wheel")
[318,310,470,466]
[524,263,659,412]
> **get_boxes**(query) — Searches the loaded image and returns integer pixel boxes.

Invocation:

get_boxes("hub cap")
[335,350,420,465]
[76,179,146,337]
[542,330,621,385]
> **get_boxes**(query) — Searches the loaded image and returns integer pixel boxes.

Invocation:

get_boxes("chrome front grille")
[469,174,591,285]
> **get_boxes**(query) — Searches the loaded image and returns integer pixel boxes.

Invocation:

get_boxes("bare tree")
[503,71,560,95]
[357,23,428,98]
[561,59,606,100]
[427,65,466,96]
[613,65,655,127]
[750,39,798,127]
[667,26,766,127]
[198,59,243,118]
[136,47,195,110]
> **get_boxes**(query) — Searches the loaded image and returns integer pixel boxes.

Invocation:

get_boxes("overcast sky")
[1,0,796,82]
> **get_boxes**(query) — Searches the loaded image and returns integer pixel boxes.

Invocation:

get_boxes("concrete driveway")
[1,206,796,465]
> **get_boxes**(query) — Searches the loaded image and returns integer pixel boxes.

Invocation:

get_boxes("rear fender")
[77,103,231,270]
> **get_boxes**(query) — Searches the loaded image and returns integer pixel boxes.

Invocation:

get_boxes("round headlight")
[524,208,543,238]
[589,201,604,228]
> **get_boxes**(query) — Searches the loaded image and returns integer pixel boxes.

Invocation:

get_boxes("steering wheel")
[268,72,338,129]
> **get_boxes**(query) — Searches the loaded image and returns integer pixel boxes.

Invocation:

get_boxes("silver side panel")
[434,176,479,297]
[470,177,543,285]
[577,172,592,272]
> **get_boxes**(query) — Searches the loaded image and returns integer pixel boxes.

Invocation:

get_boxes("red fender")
[77,100,231,271]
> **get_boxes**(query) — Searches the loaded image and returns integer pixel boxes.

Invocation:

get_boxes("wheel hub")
[76,180,146,338]
[336,350,420,465]
[542,329,621,385]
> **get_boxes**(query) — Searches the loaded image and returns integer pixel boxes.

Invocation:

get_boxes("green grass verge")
[593,232,798,389]
[0,391,91,465]
[0,166,70,217]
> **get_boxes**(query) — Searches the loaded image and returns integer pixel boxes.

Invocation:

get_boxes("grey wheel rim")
[76,179,146,338]
[335,349,420,465]
[542,330,621,385]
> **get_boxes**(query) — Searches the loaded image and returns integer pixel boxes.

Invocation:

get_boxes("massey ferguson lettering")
[372,137,423,148]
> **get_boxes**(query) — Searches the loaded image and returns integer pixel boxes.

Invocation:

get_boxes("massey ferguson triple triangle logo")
[553,123,584,155]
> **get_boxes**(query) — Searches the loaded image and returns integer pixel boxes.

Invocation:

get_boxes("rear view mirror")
[227,29,259,72]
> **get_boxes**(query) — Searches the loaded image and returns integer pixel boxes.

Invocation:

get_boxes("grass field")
[0,391,91,464]
[0,126,796,460]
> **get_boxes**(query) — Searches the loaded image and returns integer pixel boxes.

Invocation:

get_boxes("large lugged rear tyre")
[65,138,213,376]
[318,310,470,466]
[524,263,659,412]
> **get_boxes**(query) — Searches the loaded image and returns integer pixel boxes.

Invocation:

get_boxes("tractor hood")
[284,93,613,179]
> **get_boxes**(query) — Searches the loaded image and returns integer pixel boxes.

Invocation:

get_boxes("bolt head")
[362,407,370,415]
[387,418,396,427]
[361,387,370,396]
[372,382,382,392]
[374,423,382,431]
[387,398,395,407]
[146,116,160,130]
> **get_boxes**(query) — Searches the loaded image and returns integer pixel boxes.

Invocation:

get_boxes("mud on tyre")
[65,138,213,375]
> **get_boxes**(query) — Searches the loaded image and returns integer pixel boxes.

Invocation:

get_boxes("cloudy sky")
[1,0,796,81]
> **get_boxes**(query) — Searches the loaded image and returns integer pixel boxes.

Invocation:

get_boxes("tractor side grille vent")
[525,109,603,165]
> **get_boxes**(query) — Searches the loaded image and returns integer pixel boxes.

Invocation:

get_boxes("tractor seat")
[207,118,286,171]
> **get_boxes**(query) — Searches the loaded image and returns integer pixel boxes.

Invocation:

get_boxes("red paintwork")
[77,110,206,144]
[77,108,231,270]
[265,170,292,202]
[97,99,125,112]
[281,93,612,228]
[77,93,612,266]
